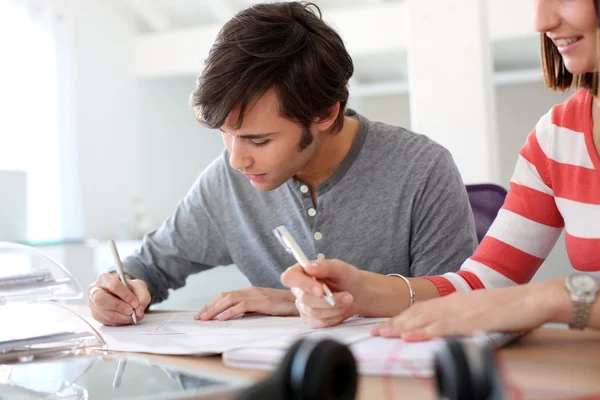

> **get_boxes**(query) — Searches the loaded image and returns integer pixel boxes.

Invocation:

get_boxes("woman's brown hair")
[540,34,598,95]
[190,2,353,137]
[541,0,599,95]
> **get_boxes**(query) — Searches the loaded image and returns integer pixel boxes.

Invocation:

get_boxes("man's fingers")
[93,308,138,326]
[88,286,105,302]
[195,292,227,318]
[217,300,251,321]
[91,289,134,316]
[196,292,239,321]
[129,280,151,314]
[91,311,115,326]
[98,273,139,308]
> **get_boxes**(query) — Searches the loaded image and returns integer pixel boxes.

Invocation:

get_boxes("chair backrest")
[465,184,508,243]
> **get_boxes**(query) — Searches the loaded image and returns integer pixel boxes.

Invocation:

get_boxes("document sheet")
[223,335,443,377]
[89,312,387,356]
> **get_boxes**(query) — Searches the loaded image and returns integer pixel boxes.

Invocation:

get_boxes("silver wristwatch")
[564,273,599,329]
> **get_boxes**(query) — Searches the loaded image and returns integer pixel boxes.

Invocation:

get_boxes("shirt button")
[317,253,325,260]
[308,208,316,217]
[300,185,309,193]
[314,232,322,241]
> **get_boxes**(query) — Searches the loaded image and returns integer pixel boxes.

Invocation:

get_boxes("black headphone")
[433,337,505,400]
[236,336,505,400]
[236,338,358,400]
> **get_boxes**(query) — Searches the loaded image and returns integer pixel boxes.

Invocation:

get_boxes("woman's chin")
[562,59,596,76]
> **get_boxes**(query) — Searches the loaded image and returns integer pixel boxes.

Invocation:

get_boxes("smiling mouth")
[553,36,583,48]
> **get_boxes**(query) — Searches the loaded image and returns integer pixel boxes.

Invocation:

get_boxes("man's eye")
[250,139,270,147]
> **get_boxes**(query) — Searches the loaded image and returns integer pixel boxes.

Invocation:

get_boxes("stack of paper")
[223,334,442,377]
[351,336,442,377]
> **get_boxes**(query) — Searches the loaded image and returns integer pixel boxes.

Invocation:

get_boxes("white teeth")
[555,37,580,47]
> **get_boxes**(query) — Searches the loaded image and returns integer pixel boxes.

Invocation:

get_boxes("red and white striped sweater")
[427,89,600,296]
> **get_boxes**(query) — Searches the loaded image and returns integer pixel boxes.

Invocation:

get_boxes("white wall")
[136,77,225,229]
[495,82,572,283]
[357,94,411,129]
[71,0,141,240]
[68,1,225,239]
[495,82,571,184]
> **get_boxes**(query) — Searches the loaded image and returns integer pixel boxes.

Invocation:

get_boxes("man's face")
[220,89,318,191]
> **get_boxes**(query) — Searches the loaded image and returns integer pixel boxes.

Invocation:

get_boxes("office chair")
[465,184,508,243]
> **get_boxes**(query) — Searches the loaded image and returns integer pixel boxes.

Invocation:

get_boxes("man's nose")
[229,138,252,171]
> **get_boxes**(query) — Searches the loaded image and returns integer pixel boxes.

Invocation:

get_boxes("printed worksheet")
[90,312,385,355]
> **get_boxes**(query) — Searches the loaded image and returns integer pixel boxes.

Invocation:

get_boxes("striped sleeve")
[426,111,565,294]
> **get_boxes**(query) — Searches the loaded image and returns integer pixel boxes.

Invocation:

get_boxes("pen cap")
[272,226,310,267]
[0,241,82,304]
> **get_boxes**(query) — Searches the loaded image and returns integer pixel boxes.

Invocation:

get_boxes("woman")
[281,0,600,338]
[371,0,600,339]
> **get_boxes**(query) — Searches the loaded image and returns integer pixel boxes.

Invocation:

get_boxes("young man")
[87,1,477,327]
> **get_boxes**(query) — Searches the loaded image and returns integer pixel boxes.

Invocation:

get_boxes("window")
[0,1,62,242]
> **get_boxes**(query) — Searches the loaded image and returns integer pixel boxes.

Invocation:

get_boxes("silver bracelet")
[387,273,416,307]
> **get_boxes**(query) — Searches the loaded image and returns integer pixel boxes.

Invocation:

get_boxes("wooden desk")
[137,328,600,400]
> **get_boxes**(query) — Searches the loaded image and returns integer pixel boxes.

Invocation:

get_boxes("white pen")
[108,240,137,325]
[273,225,336,307]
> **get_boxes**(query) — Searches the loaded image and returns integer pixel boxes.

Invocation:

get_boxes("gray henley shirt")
[122,111,478,305]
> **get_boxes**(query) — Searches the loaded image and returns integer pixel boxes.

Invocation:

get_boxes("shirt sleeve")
[408,148,478,281]
[120,168,233,305]
[426,114,565,295]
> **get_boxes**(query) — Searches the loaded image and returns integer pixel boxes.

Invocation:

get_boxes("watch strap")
[569,299,593,330]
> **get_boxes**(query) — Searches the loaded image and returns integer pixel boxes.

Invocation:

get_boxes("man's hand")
[194,287,299,321]
[88,272,151,326]
[370,281,563,341]
[281,259,363,328]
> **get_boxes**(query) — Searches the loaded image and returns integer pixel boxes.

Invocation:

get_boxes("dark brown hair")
[190,2,353,137]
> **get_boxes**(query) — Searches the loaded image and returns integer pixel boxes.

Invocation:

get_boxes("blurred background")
[0,0,573,309]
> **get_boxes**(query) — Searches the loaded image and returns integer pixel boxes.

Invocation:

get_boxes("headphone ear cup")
[436,339,473,400]
[476,341,504,400]
[288,338,357,400]
[434,338,504,400]
[236,339,308,400]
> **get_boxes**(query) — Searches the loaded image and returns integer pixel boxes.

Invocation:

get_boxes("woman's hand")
[371,280,567,341]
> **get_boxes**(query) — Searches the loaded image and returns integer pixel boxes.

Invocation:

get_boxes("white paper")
[352,336,442,377]
[88,312,384,356]
[224,334,442,377]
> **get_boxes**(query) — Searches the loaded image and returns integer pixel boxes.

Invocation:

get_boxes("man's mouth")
[243,173,266,182]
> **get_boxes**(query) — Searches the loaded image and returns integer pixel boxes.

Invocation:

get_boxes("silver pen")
[273,225,336,307]
[108,240,137,324]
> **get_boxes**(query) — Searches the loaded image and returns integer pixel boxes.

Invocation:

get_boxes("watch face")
[571,274,599,292]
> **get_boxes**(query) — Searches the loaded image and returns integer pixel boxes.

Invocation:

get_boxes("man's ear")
[311,103,341,132]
